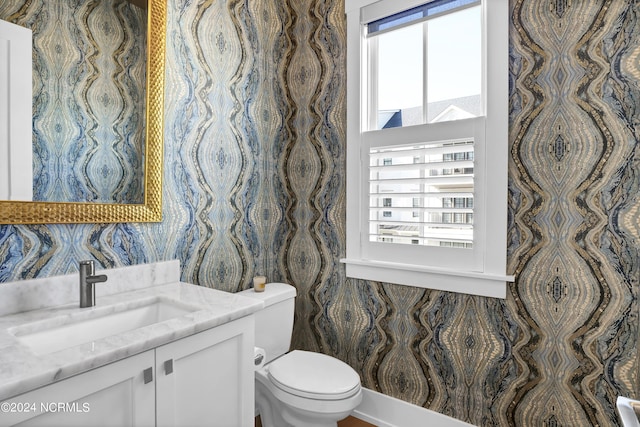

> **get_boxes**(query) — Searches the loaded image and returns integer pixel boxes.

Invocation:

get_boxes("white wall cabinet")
[2,316,254,427]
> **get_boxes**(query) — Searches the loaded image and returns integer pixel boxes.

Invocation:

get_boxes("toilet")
[239,283,362,427]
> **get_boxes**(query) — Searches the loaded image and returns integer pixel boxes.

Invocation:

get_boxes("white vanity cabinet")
[156,315,255,427]
[2,350,156,426]
[2,315,254,427]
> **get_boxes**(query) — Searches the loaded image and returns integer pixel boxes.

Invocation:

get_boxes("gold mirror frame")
[0,0,165,225]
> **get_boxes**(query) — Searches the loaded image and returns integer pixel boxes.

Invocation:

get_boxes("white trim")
[345,0,377,14]
[342,258,510,298]
[482,0,509,276]
[352,388,476,427]
[364,117,482,147]
[346,7,364,264]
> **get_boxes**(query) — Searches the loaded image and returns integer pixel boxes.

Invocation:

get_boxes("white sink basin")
[11,297,200,355]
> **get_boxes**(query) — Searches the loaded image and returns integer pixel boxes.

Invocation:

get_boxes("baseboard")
[352,388,476,427]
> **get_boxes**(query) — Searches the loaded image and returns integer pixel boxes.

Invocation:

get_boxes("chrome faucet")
[79,260,108,308]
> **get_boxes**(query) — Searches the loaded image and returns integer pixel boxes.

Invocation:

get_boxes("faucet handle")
[79,260,95,274]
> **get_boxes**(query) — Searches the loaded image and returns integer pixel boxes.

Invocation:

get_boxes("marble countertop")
[0,263,263,401]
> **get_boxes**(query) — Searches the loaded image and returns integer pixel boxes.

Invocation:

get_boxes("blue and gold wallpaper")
[1,0,639,426]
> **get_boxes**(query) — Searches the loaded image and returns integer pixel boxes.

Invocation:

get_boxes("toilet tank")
[238,282,296,364]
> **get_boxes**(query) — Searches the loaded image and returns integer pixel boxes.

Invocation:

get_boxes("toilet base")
[256,378,361,427]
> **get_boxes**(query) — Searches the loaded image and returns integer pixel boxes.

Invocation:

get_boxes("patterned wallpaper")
[0,0,639,426]
[0,0,146,203]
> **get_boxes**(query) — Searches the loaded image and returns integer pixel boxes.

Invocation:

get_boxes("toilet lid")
[268,350,361,400]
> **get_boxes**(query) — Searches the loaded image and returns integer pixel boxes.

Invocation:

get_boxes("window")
[343,0,512,298]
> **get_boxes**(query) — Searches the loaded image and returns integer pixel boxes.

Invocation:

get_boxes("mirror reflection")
[0,0,148,204]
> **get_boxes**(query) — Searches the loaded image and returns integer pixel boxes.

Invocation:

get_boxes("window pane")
[368,3,482,130]
[374,23,423,130]
[427,5,482,122]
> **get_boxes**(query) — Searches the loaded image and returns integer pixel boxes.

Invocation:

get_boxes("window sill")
[340,258,513,298]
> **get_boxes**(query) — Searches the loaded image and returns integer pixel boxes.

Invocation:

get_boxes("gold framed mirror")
[0,0,165,224]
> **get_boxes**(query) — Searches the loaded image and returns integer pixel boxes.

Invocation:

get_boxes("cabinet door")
[1,350,155,427]
[156,316,255,427]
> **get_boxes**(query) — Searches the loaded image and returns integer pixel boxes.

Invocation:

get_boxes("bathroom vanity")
[0,260,263,427]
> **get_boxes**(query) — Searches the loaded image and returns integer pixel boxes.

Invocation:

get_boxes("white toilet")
[239,282,362,427]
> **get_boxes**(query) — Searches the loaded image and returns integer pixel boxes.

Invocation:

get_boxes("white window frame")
[342,0,513,298]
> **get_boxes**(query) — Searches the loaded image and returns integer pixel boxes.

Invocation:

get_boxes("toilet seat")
[267,350,361,400]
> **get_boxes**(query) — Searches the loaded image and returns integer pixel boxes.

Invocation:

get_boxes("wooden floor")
[339,416,377,427]
[255,415,376,427]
